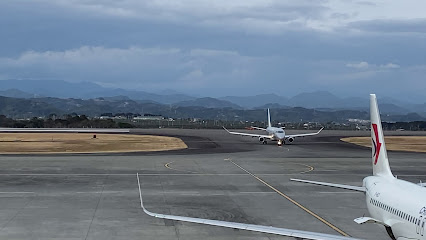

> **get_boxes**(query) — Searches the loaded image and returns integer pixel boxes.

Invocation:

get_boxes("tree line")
[0,115,133,128]
[382,121,426,131]
[1,114,426,131]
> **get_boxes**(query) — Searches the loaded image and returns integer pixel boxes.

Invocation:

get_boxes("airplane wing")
[291,178,365,192]
[251,126,267,131]
[223,127,272,139]
[286,127,324,139]
[137,174,361,240]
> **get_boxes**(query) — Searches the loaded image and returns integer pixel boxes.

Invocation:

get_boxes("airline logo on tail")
[372,123,382,165]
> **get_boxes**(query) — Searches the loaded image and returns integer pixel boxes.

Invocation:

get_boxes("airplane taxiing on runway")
[222,108,323,146]
[137,94,424,240]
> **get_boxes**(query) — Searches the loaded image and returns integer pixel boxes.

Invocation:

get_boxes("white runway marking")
[239,192,275,194]
[163,191,199,195]
[0,192,34,194]
[145,191,276,196]
[318,192,360,194]
[75,191,123,194]
[1,173,425,177]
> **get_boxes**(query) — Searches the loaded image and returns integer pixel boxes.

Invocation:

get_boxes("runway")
[1,129,426,239]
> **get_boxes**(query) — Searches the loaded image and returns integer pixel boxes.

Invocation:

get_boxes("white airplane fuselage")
[265,126,286,145]
[364,176,426,239]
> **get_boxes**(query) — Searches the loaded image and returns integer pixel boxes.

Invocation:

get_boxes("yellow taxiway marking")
[165,159,313,175]
[296,163,315,174]
[229,159,350,237]
[164,161,199,174]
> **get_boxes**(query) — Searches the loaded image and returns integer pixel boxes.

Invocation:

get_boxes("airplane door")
[416,216,422,235]
[419,216,425,236]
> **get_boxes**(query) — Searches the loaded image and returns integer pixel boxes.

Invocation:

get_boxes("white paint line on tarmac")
[239,192,275,194]
[318,191,360,194]
[0,173,424,177]
[0,192,34,194]
[75,191,123,194]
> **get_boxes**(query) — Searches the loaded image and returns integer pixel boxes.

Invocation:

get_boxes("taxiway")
[1,129,425,239]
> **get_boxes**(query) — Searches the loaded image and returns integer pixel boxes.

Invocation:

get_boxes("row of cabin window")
[370,198,424,227]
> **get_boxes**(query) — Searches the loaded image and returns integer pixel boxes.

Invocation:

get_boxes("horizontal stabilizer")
[418,182,426,187]
[354,217,386,226]
[291,178,365,192]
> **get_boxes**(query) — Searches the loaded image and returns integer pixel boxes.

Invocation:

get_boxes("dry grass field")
[341,136,426,153]
[0,133,187,154]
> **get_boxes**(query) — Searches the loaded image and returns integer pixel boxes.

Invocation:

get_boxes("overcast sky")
[1,0,425,100]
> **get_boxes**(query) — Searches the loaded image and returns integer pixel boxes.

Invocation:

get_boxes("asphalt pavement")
[1,129,425,239]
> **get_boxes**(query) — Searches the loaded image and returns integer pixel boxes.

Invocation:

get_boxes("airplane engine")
[259,137,264,142]
[287,137,294,143]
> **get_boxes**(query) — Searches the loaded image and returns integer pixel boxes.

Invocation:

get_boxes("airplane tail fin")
[267,108,271,128]
[370,94,393,178]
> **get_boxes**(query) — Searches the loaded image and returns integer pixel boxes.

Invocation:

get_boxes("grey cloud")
[1,45,422,98]
[24,0,331,34]
[346,61,369,69]
[51,0,328,20]
[355,1,376,6]
[1,1,426,100]
[348,19,426,33]
[330,12,353,20]
[0,46,266,94]
[346,61,400,69]
[380,63,400,69]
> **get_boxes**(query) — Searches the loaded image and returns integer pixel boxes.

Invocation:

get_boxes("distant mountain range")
[0,95,423,123]
[0,80,195,104]
[174,97,242,109]
[0,79,425,118]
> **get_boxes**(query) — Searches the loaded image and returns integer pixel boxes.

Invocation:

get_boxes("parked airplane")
[222,109,323,146]
[137,94,420,239]
[292,94,426,240]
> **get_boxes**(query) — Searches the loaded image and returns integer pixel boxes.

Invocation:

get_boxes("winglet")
[317,127,324,134]
[267,108,272,128]
[222,126,231,133]
[136,173,156,217]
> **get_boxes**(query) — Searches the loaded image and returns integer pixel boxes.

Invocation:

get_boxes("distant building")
[99,116,113,120]
[133,115,164,121]
[348,118,370,124]
[113,116,127,120]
